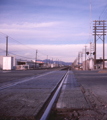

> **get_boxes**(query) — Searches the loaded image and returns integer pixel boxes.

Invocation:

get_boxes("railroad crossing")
[0,68,107,120]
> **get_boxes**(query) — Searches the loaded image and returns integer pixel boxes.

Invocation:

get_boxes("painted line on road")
[0,71,56,90]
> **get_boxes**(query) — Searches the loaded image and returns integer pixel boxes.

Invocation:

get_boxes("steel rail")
[40,70,69,120]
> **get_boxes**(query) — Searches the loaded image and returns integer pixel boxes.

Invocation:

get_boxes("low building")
[16,59,35,70]
[96,59,107,69]
[105,61,107,68]
[0,56,15,70]
[16,59,46,70]
[82,58,107,70]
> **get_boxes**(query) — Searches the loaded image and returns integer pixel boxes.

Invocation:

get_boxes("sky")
[0,0,107,62]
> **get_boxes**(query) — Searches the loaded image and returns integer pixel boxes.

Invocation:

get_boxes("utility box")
[3,57,13,70]
[89,58,94,70]
[51,64,53,68]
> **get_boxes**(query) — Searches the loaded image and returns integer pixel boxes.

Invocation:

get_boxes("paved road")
[48,70,107,120]
[0,68,65,87]
[1,69,106,120]
[74,70,107,105]
[0,69,67,119]
[73,70,107,120]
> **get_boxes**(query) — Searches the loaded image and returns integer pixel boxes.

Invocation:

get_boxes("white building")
[0,56,15,70]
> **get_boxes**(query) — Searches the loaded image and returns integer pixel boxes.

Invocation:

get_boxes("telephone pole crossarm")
[93,20,107,69]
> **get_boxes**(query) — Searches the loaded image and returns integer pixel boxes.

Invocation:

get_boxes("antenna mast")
[89,0,94,58]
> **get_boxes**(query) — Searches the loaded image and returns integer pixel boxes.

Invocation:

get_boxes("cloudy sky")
[0,0,107,62]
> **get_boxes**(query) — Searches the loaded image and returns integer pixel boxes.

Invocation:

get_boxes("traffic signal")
[93,52,95,55]
[86,52,89,55]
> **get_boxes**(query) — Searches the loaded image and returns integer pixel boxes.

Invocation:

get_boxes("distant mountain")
[37,59,72,66]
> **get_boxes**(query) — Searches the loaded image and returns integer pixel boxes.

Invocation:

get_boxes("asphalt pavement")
[73,69,107,120]
[0,69,67,119]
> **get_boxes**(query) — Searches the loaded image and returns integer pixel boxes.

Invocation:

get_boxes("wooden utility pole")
[81,52,83,66]
[6,36,8,56]
[93,20,106,69]
[78,52,80,66]
[47,55,48,64]
[52,58,53,64]
[35,50,38,68]
[85,46,87,70]
[79,51,83,67]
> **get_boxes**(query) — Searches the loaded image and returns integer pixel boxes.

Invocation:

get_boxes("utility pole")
[78,52,81,69]
[85,46,87,70]
[93,20,106,69]
[6,36,8,56]
[78,52,79,66]
[78,51,83,68]
[52,58,53,64]
[49,58,50,64]
[81,52,83,66]
[35,50,38,68]
[58,59,59,67]
[47,55,48,64]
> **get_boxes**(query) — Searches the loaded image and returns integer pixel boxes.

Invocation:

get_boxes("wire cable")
[0,31,55,60]
[99,4,107,20]
[0,48,35,60]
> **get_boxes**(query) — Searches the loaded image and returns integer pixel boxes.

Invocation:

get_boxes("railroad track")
[0,68,69,120]
[35,69,69,120]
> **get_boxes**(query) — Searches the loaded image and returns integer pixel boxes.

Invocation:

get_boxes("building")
[82,58,107,70]
[0,56,15,70]
[16,59,35,70]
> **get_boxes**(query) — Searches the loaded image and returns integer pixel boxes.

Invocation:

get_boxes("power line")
[0,32,50,58]
[99,4,107,20]
[0,31,61,61]
[0,32,48,57]
[9,52,35,60]
[0,32,7,37]
[0,48,35,60]
[101,10,107,20]
[38,50,47,56]
[0,31,36,50]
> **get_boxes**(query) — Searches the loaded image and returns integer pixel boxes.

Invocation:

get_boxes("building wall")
[83,60,89,70]
[105,61,107,68]
[15,59,36,69]
[0,56,15,70]
[0,56,3,70]
[3,57,13,70]
[96,62,103,69]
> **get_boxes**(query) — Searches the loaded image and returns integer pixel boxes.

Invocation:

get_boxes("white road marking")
[0,71,56,90]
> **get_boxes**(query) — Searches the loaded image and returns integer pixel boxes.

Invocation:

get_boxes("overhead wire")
[0,48,35,60]
[0,32,58,61]
[9,52,35,60]
[101,10,107,20]
[99,4,107,20]
[0,32,39,51]
[0,32,7,37]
